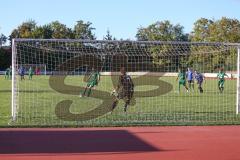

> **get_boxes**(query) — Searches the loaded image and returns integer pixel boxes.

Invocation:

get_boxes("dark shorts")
[188,80,194,83]
[179,80,186,86]
[197,80,203,85]
[117,89,134,103]
[218,80,225,87]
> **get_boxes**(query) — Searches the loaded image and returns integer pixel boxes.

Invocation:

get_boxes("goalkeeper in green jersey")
[5,68,9,79]
[176,68,189,93]
[217,68,229,93]
[5,67,10,79]
[80,68,100,97]
[9,66,12,79]
[28,67,34,80]
[4,66,12,80]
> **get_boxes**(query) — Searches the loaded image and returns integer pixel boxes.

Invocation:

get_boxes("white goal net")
[11,39,240,126]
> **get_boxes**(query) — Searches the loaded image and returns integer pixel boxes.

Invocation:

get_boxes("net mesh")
[11,39,240,126]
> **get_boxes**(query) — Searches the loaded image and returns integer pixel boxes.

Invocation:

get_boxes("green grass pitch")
[0,75,240,127]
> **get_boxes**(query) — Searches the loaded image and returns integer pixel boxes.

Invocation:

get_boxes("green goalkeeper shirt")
[5,68,10,75]
[88,71,100,83]
[178,72,186,82]
[29,68,34,75]
[217,72,226,81]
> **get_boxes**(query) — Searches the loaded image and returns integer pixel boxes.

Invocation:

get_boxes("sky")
[0,0,240,42]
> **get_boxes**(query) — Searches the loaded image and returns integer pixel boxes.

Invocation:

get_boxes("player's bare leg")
[188,82,191,91]
[184,85,189,92]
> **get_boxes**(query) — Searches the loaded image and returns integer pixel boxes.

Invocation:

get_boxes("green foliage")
[32,24,53,39]
[9,20,37,40]
[188,17,240,72]
[190,18,214,42]
[73,20,95,40]
[134,18,240,72]
[190,17,240,43]
[135,20,189,71]
[136,20,188,41]
[0,48,11,70]
[5,18,240,73]
[50,21,73,39]
[9,20,96,40]
[0,34,7,46]
[103,29,116,40]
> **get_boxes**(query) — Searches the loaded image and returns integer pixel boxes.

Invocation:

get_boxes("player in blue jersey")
[186,68,194,92]
[194,71,205,93]
[19,66,25,80]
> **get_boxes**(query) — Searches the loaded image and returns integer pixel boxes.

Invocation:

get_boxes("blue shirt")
[186,70,194,80]
[195,73,203,82]
[19,67,25,75]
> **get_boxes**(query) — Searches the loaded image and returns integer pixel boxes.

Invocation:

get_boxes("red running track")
[0,126,240,160]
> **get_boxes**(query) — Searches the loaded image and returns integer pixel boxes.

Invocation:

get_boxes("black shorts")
[188,80,194,84]
[117,89,134,102]
[197,80,203,85]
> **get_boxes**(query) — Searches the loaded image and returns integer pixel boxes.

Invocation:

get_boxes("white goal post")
[11,39,240,125]
[237,47,240,114]
[11,39,16,121]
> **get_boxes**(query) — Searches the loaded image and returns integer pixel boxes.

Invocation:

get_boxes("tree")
[103,29,116,40]
[136,20,189,71]
[32,24,53,39]
[9,29,19,42]
[189,18,213,42]
[0,47,11,70]
[136,20,188,41]
[210,17,240,43]
[0,34,7,47]
[189,17,240,72]
[9,20,37,42]
[9,19,97,48]
[16,20,36,38]
[50,21,73,39]
[190,17,240,43]
[73,20,95,40]
[9,20,73,39]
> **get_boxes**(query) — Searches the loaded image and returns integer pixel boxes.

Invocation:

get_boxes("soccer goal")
[11,39,240,126]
